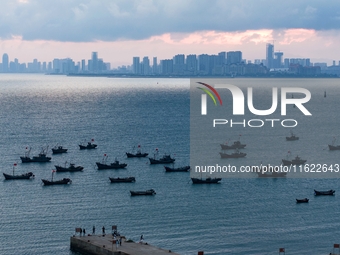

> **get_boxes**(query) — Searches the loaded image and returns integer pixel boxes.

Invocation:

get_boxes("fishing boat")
[109,177,136,183]
[55,162,84,172]
[126,145,148,158]
[282,155,306,166]
[149,149,175,164]
[296,198,309,203]
[21,147,52,163]
[164,165,190,172]
[314,189,335,196]
[282,152,306,166]
[96,154,127,170]
[328,138,340,150]
[220,137,246,150]
[52,145,68,154]
[286,131,299,141]
[79,139,97,150]
[3,163,35,180]
[130,189,156,196]
[41,170,72,186]
[191,177,222,184]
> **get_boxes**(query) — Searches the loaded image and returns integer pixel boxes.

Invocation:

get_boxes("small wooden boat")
[164,165,190,172]
[3,164,34,180]
[79,142,97,150]
[3,163,34,180]
[42,178,72,186]
[130,189,156,196]
[52,145,68,154]
[191,177,222,184]
[314,189,335,196]
[286,131,299,141]
[3,172,34,180]
[55,162,84,172]
[296,198,309,203]
[42,170,72,185]
[109,177,136,183]
[96,155,127,170]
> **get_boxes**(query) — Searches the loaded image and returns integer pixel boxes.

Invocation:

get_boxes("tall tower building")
[186,55,198,73]
[266,43,274,69]
[91,52,98,72]
[133,57,140,74]
[152,57,158,74]
[274,52,283,68]
[142,57,150,75]
[2,53,9,72]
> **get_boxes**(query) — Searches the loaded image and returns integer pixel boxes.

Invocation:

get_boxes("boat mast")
[13,163,17,175]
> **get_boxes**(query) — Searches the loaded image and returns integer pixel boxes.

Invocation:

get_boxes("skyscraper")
[274,52,283,68]
[91,52,98,72]
[142,57,150,75]
[266,44,274,69]
[133,57,140,74]
[152,57,158,74]
[2,53,9,73]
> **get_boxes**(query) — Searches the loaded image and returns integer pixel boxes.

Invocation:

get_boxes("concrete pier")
[70,234,180,255]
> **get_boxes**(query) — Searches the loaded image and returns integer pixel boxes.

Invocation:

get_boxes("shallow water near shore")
[1,74,340,255]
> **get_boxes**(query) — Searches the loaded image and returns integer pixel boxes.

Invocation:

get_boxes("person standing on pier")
[92,226,95,235]
[119,236,122,246]
[102,226,105,235]
[83,228,86,236]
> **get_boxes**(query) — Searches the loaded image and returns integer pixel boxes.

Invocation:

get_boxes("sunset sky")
[1,0,340,67]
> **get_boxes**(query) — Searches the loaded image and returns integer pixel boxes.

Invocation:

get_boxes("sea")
[1,74,340,255]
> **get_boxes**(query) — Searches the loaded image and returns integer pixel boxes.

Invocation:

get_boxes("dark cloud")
[0,0,340,42]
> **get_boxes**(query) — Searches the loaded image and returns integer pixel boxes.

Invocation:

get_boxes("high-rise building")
[160,59,173,75]
[91,52,98,72]
[142,57,150,75]
[227,51,242,64]
[186,55,197,73]
[152,57,158,74]
[274,52,283,68]
[218,52,226,65]
[133,57,140,74]
[198,54,210,75]
[266,43,274,69]
[173,54,185,74]
[2,53,9,72]
[81,59,86,71]
[284,58,289,68]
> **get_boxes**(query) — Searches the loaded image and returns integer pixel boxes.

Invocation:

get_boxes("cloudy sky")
[1,0,340,67]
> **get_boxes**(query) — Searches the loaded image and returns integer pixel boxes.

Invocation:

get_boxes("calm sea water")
[1,74,340,255]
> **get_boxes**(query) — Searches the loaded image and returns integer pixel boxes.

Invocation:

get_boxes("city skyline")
[0,1,340,67]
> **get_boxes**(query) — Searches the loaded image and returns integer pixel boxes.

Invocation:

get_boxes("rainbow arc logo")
[197,82,222,115]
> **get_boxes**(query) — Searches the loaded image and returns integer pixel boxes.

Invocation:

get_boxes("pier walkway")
[70,234,180,255]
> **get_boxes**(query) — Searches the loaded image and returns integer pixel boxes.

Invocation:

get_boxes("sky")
[1,0,340,67]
